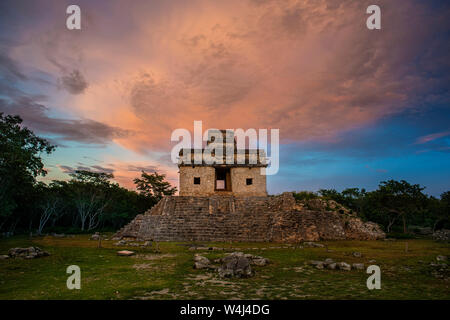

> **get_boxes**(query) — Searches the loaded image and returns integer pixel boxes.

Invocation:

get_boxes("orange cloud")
[7,0,450,162]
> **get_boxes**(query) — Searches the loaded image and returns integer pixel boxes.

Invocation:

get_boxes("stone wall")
[114,193,385,242]
[231,167,267,196]
[179,166,216,196]
[179,166,267,196]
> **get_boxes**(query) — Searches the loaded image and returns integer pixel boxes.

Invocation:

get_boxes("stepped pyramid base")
[113,193,385,242]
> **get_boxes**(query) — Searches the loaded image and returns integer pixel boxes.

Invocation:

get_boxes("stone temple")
[114,130,385,242]
[178,129,267,197]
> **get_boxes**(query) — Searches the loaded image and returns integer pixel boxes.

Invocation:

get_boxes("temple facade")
[178,130,268,196]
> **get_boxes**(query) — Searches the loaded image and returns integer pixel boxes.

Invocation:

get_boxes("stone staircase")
[113,193,385,242]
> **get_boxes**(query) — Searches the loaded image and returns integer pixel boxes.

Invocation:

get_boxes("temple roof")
[177,129,268,167]
[178,147,267,167]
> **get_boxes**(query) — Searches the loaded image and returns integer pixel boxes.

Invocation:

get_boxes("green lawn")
[0,235,448,299]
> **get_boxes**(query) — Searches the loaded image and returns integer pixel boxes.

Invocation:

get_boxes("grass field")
[0,235,448,300]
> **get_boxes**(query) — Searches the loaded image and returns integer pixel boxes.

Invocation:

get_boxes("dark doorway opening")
[215,168,231,191]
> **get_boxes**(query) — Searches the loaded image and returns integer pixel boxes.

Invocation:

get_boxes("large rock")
[352,263,365,270]
[117,250,135,256]
[218,252,253,278]
[193,254,212,269]
[326,262,337,270]
[8,247,49,259]
[433,229,450,241]
[242,253,270,266]
[337,262,351,271]
[344,219,385,240]
[251,256,270,266]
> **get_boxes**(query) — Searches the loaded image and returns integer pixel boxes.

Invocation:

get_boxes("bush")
[293,191,319,202]
[386,232,417,239]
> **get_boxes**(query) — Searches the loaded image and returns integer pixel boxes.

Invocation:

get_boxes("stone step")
[112,193,386,242]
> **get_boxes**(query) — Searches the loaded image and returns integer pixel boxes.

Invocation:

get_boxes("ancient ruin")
[114,130,385,242]
[178,129,268,197]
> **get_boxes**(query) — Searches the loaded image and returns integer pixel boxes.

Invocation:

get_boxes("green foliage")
[0,113,174,233]
[39,171,158,232]
[319,188,366,214]
[0,236,448,299]
[292,191,319,201]
[0,113,55,227]
[133,171,177,200]
[0,112,448,236]
[386,232,417,239]
[317,181,448,234]
[362,180,428,233]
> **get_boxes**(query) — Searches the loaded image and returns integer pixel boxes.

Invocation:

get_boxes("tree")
[69,170,114,231]
[318,188,366,214]
[133,171,177,200]
[0,113,55,231]
[433,191,450,231]
[365,180,427,233]
[33,183,64,234]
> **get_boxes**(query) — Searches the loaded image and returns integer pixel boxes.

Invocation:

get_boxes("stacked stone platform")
[113,193,385,242]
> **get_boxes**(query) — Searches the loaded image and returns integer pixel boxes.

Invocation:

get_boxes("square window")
[216,180,225,189]
[246,178,253,185]
[194,177,201,184]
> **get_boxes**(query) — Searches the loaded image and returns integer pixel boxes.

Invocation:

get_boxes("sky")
[0,0,449,196]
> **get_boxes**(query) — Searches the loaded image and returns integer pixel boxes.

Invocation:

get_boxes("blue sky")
[0,0,449,196]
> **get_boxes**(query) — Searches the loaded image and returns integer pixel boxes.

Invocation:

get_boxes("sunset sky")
[0,0,449,196]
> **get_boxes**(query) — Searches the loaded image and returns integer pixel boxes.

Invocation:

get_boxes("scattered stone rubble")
[193,252,270,278]
[218,253,253,278]
[193,254,213,270]
[303,242,325,248]
[309,258,364,271]
[429,255,448,280]
[303,198,353,215]
[7,247,50,259]
[433,229,450,241]
[114,239,152,247]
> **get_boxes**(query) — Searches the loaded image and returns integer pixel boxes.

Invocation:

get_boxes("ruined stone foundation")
[113,193,385,242]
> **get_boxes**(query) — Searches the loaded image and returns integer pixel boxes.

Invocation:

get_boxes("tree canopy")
[0,113,55,224]
[133,171,177,200]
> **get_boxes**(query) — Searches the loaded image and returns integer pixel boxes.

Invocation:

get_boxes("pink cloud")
[415,131,450,145]
[7,0,450,190]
